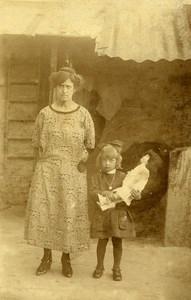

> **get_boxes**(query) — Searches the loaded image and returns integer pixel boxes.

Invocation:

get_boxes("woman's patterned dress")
[24,105,95,253]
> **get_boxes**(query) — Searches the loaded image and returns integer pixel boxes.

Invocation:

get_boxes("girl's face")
[101,157,117,173]
[55,78,75,103]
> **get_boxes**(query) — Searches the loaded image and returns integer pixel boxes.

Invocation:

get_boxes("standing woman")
[24,67,95,277]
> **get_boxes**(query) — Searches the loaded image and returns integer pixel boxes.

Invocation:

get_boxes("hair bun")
[49,67,84,90]
[59,67,76,74]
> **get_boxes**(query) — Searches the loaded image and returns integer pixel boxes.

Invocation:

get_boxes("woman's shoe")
[112,268,122,281]
[61,253,73,278]
[93,266,104,279]
[36,253,52,276]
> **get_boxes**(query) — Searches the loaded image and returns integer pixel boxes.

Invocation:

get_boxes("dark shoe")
[93,266,104,279]
[36,254,52,276]
[112,268,122,281]
[61,253,73,278]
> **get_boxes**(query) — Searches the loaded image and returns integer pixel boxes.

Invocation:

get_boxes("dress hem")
[25,239,90,253]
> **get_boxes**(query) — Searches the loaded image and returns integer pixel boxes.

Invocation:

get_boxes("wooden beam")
[50,38,58,73]
[49,38,58,105]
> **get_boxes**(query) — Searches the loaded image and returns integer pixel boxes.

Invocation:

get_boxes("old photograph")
[0,0,191,299]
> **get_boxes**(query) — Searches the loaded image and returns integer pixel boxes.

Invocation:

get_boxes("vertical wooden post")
[4,55,11,168]
[49,38,58,105]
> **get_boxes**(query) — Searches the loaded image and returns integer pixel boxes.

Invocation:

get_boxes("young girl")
[90,141,141,281]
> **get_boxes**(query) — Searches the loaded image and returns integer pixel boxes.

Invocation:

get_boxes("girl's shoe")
[61,253,73,278]
[36,254,52,276]
[93,266,104,278]
[112,268,122,281]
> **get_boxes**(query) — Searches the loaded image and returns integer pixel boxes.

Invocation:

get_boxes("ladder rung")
[8,119,36,122]
[7,156,34,160]
[9,80,39,85]
[8,120,35,123]
[9,100,38,103]
[7,138,32,141]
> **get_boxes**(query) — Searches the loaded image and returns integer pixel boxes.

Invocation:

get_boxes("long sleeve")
[90,171,126,203]
[90,174,102,202]
[84,109,95,149]
[31,110,45,148]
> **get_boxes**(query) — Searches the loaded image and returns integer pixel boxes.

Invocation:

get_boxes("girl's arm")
[90,175,115,202]
[89,174,102,202]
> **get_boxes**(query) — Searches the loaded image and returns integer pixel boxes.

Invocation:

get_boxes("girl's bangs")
[101,145,118,160]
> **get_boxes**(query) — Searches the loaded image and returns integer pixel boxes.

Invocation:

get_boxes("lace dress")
[24,105,95,252]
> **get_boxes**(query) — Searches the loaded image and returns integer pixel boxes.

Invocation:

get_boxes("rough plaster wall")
[96,60,191,151]
[88,60,191,238]
[164,148,191,247]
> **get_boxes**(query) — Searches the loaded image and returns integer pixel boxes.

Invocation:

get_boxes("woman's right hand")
[77,160,86,172]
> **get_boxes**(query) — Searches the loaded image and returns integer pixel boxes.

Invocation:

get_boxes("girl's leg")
[61,252,73,278]
[112,237,122,281]
[93,238,109,278]
[97,238,109,268]
[36,248,52,276]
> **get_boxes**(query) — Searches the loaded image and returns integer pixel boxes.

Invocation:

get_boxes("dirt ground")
[0,206,191,300]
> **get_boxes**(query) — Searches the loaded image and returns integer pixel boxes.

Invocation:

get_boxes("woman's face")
[55,79,75,103]
[101,157,117,173]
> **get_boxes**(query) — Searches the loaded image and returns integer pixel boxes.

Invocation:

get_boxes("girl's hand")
[130,188,141,200]
[101,191,115,202]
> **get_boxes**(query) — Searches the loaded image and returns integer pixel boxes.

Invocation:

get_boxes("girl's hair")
[96,144,122,170]
[49,67,84,90]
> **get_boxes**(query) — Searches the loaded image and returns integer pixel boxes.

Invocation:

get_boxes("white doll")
[112,154,150,205]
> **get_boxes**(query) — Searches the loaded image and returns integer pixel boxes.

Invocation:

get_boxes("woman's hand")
[77,160,86,173]
[130,188,141,200]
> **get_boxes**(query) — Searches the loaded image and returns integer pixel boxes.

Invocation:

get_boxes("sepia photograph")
[0,0,191,299]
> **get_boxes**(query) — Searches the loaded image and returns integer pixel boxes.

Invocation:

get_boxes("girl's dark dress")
[90,170,136,239]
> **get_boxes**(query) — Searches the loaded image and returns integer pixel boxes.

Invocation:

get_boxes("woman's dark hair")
[49,67,84,90]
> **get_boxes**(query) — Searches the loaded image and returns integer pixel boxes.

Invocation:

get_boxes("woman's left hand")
[130,188,141,200]
[77,160,86,173]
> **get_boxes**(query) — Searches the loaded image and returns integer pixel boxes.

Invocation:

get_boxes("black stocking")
[112,237,122,269]
[43,248,52,259]
[96,238,109,268]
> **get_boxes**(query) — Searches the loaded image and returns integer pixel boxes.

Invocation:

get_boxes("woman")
[24,67,95,277]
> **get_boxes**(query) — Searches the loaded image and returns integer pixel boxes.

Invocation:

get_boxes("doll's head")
[140,154,150,165]
[96,144,122,172]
